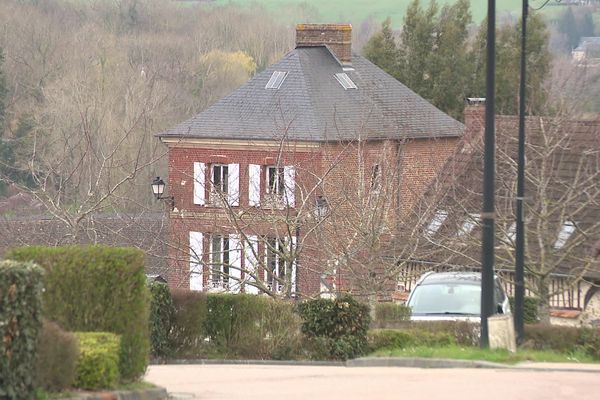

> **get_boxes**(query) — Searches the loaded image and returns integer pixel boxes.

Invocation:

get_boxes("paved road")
[145,364,600,400]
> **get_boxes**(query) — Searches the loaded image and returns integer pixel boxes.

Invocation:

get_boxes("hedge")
[0,260,45,400]
[297,296,370,360]
[169,291,302,359]
[509,296,539,324]
[35,320,79,392]
[523,324,600,360]
[372,303,411,328]
[149,281,175,359]
[74,332,120,390]
[6,245,150,381]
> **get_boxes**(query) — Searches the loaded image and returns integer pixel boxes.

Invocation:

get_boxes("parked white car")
[406,271,511,321]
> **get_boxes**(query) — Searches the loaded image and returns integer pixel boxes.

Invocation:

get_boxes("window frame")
[211,164,229,195]
[210,234,230,289]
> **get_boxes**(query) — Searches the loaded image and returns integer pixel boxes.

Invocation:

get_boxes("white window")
[243,235,260,294]
[189,231,204,291]
[371,164,381,192]
[267,166,285,196]
[334,73,357,89]
[210,163,239,206]
[457,214,480,237]
[426,210,448,236]
[248,164,261,207]
[265,237,290,293]
[554,221,576,249]
[263,165,295,208]
[210,234,230,289]
[265,71,288,89]
[506,222,517,243]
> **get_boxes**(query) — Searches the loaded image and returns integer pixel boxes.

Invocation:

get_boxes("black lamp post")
[151,176,175,210]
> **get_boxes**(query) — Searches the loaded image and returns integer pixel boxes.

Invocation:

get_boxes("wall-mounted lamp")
[151,176,175,211]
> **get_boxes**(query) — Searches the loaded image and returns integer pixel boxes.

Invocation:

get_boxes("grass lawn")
[205,0,529,26]
[371,345,599,364]
[36,381,158,400]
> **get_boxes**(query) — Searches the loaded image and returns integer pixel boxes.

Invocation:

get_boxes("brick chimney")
[462,98,486,153]
[296,23,352,65]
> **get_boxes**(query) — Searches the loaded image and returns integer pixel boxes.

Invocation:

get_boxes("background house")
[157,23,464,298]
[408,102,600,326]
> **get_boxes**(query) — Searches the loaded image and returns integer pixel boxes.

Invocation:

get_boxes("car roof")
[418,271,482,285]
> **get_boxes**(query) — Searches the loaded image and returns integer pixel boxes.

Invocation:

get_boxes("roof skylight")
[265,71,288,89]
[334,73,357,90]
[457,214,480,237]
[554,221,576,249]
[426,210,448,236]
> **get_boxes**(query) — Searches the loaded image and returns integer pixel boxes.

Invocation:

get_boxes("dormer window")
[426,210,448,237]
[265,71,288,89]
[457,214,480,237]
[334,73,357,89]
[554,221,576,249]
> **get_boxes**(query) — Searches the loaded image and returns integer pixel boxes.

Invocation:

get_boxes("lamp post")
[151,176,175,211]
[480,0,496,349]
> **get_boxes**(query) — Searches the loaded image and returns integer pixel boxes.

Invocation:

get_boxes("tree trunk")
[537,277,551,325]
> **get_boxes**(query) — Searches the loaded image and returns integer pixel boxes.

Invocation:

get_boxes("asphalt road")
[145,364,600,400]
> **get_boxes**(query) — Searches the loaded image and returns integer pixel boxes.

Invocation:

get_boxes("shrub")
[6,245,150,381]
[170,289,209,358]
[372,303,411,328]
[74,332,120,390]
[411,321,480,346]
[297,295,370,360]
[368,329,454,351]
[523,324,600,360]
[148,282,175,359]
[509,296,539,324]
[0,260,44,400]
[35,320,79,392]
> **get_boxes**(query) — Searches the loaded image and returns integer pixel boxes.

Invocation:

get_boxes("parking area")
[145,364,600,400]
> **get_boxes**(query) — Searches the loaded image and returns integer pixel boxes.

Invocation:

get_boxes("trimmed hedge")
[149,281,175,359]
[509,296,539,324]
[297,296,370,360]
[170,291,302,359]
[0,260,45,400]
[6,245,150,381]
[523,324,600,360]
[369,329,454,351]
[74,332,120,390]
[35,320,79,392]
[372,303,411,328]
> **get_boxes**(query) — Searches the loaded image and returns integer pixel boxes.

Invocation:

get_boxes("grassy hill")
[207,0,528,27]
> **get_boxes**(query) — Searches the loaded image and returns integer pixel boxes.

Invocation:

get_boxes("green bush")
[297,295,370,360]
[6,245,150,381]
[411,321,480,346]
[509,297,539,324]
[74,332,120,390]
[35,320,79,392]
[148,282,175,359]
[523,324,600,360]
[0,260,45,400]
[372,303,411,328]
[170,289,209,358]
[368,329,454,351]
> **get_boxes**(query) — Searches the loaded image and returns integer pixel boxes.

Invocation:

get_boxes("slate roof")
[412,115,600,280]
[158,46,464,142]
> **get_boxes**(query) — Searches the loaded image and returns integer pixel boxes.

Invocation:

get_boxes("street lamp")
[151,176,175,210]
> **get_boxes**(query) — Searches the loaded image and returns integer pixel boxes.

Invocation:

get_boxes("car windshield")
[408,282,481,315]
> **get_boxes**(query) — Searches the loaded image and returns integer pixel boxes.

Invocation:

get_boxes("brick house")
[157,24,464,297]
[408,102,600,326]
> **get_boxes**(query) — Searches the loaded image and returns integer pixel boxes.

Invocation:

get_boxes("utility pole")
[481,0,496,349]
[514,0,528,345]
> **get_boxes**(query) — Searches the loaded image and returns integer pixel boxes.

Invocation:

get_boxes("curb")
[347,357,509,369]
[62,387,168,400]
[154,359,345,367]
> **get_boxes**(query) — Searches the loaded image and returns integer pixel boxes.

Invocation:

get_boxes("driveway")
[145,364,600,400]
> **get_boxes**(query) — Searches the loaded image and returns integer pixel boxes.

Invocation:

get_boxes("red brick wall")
[295,23,352,64]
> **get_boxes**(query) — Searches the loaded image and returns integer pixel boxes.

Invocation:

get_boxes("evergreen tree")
[362,18,400,79]
[469,12,551,115]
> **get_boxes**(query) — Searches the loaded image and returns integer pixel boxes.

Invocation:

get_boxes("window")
[265,237,289,292]
[426,210,448,236]
[457,214,480,237]
[210,234,230,289]
[371,164,381,192]
[265,71,288,89]
[554,221,576,249]
[334,73,357,89]
[267,166,285,196]
[212,164,229,194]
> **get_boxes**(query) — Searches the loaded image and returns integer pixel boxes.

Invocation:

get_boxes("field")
[205,0,542,26]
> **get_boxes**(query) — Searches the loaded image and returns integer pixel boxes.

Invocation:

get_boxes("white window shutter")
[284,165,295,207]
[228,234,242,293]
[291,235,298,295]
[193,162,205,205]
[189,231,203,291]
[244,235,259,294]
[248,164,261,207]
[228,163,240,206]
